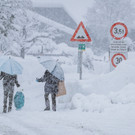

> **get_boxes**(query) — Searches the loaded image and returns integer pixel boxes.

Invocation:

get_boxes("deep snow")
[0,52,135,135]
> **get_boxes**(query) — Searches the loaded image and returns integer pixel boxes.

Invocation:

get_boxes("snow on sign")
[111,53,127,68]
[110,22,128,40]
[70,21,91,42]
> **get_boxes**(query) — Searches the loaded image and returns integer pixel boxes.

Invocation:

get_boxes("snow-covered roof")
[33,6,77,29]
[27,10,75,35]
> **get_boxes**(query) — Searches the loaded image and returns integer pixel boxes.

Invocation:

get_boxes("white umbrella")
[0,57,23,75]
[40,60,64,81]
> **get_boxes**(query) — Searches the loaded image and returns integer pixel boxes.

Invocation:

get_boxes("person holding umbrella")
[0,72,20,113]
[0,57,23,113]
[36,60,65,111]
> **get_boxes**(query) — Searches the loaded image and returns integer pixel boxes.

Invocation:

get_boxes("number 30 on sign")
[111,53,126,68]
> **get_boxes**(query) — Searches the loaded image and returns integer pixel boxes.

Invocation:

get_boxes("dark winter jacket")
[0,72,20,87]
[37,70,60,94]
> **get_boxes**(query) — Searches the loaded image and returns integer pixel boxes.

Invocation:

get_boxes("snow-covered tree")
[0,0,65,57]
[21,18,61,56]
[0,0,32,56]
[85,0,135,54]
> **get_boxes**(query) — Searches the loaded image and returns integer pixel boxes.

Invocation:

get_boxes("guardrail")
[30,53,72,57]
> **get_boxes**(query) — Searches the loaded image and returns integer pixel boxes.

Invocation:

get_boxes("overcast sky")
[32,0,94,24]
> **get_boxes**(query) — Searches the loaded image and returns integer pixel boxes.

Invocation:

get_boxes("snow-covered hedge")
[110,83,135,104]
[71,93,112,113]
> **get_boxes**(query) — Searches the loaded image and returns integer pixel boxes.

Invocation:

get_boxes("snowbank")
[71,93,112,113]
[70,83,135,113]
[68,52,135,112]
[110,83,135,104]
[89,58,135,95]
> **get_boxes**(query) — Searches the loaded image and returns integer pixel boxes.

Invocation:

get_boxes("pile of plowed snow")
[71,93,112,112]
[70,53,135,112]
[88,58,135,94]
[110,83,135,104]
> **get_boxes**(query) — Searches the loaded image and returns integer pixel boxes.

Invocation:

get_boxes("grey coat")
[37,70,60,94]
[0,72,20,87]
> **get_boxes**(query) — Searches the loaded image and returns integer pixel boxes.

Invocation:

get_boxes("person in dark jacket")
[0,72,20,113]
[36,70,60,111]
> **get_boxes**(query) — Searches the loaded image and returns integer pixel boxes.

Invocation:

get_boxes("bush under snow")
[110,83,135,104]
[71,93,112,113]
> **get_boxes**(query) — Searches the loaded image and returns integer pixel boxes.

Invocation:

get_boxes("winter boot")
[8,107,12,112]
[52,108,56,111]
[44,107,50,111]
[3,107,7,113]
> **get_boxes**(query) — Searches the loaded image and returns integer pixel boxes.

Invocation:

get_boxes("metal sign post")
[77,50,81,73]
[78,50,83,80]
[77,44,85,80]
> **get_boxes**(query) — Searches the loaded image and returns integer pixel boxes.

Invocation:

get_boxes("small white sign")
[110,39,127,52]
[110,44,127,52]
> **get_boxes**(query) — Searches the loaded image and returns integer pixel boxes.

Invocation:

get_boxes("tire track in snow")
[1,112,106,135]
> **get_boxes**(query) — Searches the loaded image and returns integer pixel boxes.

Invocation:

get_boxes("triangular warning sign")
[71,21,92,42]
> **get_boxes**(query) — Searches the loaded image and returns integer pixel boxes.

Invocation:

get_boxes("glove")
[36,78,43,82]
[17,84,20,87]
[36,78,39,82]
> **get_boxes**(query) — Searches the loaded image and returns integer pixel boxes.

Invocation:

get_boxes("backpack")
[14,91,25,110]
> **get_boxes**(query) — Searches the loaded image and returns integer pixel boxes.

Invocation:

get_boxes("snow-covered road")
[0,111,104,135]
[0,108,135,135]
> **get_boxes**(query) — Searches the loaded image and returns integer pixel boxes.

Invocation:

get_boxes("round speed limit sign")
[111,53,126,67]
[110,22,128,40]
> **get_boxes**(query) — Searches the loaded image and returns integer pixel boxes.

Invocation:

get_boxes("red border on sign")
[110,22,128,40]
[111,53,126,67]
[70,21,92,42]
